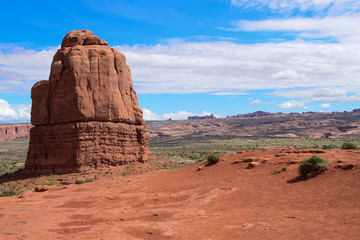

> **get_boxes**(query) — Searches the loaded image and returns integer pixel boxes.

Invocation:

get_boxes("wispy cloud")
[230,0,360,15]
[232,16,360,43]
[277,99,311,109]
[250,100,262,105]
[271,88,360,103]
[210,91,248,96]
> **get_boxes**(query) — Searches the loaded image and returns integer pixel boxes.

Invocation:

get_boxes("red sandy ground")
[0,149,359,240]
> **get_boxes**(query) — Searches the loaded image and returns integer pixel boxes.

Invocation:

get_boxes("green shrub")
[298,155,329,176]
[207,154,220,164]
[341,142,358,150]
[75,178,93,185]
[85,178,93,183]
[75,179,85,184]
[0,189,17,197]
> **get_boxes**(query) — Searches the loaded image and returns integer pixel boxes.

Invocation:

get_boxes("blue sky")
[0,0,360,122]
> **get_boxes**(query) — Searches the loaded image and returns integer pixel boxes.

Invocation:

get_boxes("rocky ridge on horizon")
[0,109,359,142]
[148,108,360,139]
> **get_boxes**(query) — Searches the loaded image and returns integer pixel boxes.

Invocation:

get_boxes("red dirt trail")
[1,149,359,240]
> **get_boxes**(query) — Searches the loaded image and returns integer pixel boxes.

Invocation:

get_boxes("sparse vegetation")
[322,144,336,150]
[341,142,358,150]
[0,186,23,197]
[207,154,220,164]
[75,178,93,184]
[38,174,56,186]
[273,167,287,174]
[298,155,329,176]
[150,135,360,163]
[0,189,17,197]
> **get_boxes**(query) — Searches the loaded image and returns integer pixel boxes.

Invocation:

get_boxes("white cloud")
[321,103,330,108]
[233,16,360,43]
[162,110,193,120]
[271,68,301,79]
[116,40,360,94]
[142,108,216,121]
[250,100,262,105]
[142,108,162,120]
[0,45,57,93]
[210,91,248,96]
[271,88,347,99]
[0,99,30,122]
[277,100,311,109]
[271,88,360,103]
[230,0,360,15]
[0,40,359,106]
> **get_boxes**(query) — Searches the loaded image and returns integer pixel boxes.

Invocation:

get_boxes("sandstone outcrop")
[25,30,149,174]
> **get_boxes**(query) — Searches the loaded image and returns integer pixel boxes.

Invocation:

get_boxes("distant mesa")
[226,111,273,119]
[25,30,149,174]
[188,114,216,120]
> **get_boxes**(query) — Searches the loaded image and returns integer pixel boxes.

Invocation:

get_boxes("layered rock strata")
[0,123,32,142]
[25,30,149,174]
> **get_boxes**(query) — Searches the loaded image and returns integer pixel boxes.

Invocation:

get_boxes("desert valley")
[0,12,359,239]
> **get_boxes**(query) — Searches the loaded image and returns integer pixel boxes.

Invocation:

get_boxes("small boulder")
[247,162,260,168]
[335,163,354,170]
[34,185,51,192]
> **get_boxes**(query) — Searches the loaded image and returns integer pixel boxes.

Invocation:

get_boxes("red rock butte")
[25,30,149,174]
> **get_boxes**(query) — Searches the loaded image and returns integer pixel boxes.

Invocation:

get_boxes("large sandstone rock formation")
[26,30,149,174]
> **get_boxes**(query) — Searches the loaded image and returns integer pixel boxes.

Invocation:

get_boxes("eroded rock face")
[0,123,32,142]
[26,30,149,174]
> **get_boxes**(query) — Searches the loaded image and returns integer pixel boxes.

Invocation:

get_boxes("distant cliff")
[1,108,360,142]
[188,114,216,120]
[0,123,32,142]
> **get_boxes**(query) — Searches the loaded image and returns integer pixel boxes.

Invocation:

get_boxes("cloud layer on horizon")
[0,39,359,109]
[142,108,216,121]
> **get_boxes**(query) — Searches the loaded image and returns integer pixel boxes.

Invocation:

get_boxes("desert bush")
[0,189,17,197]
[0,188,23,197]
[85,178,93,183]
[207,154,220,164]
[298,155,329,176]
[322,144,336,150]
[75,178,93,185]
[341,142,358,150]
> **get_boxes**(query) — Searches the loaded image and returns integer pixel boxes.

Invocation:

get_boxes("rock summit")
[26,30,149,174]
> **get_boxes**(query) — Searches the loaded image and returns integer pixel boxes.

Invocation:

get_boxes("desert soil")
[0,149,359,240]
